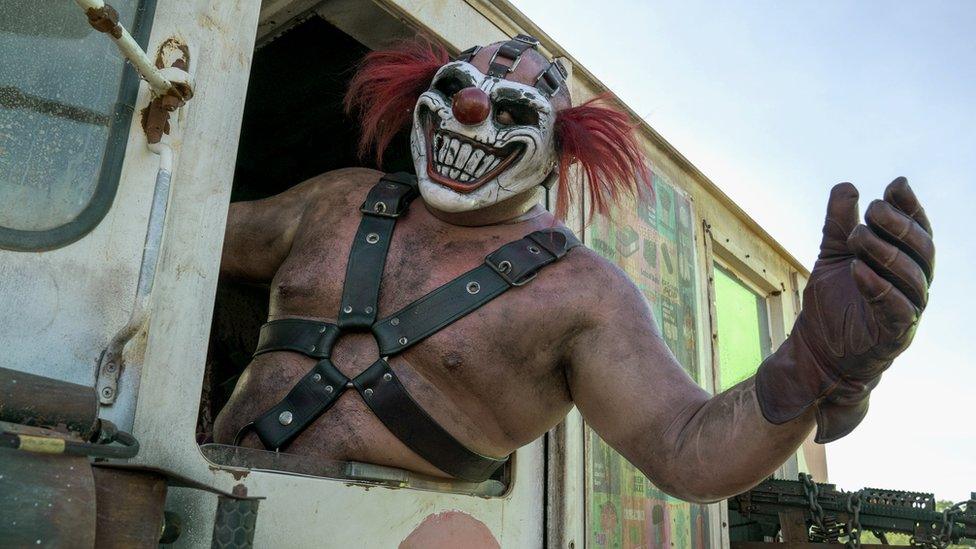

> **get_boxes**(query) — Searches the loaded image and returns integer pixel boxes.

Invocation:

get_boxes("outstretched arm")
[566,271,815,503]
[567,178,933,503]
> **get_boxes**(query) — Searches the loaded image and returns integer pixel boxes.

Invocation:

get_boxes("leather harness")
[236,173,581,482]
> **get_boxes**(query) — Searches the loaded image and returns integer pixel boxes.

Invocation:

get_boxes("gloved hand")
[756,177,935,443]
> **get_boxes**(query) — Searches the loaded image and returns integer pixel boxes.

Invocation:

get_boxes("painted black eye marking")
[494,98,539,127]
[433,67,476,99]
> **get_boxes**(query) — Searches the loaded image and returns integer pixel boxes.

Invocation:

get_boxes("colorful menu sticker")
[586,170,708,548]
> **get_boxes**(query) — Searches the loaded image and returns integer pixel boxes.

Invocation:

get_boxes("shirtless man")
[213,36,934,502]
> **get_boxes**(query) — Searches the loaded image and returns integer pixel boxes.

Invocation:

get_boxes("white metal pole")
[73,0,174,96]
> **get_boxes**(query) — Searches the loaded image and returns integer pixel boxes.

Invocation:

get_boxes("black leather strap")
[535,60,568,97]
[253,319,340,360]
[338,174,418,330]
[455,45,481,63]
[247,358,350,450]
[373,228,581,355]
[355,359,508,482]
[241,353,508,481]
[487,34,540,78]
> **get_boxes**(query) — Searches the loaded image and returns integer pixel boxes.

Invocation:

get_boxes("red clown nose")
[451,87,491,125]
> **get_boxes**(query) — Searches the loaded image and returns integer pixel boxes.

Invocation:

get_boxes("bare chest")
[267,205,572,388]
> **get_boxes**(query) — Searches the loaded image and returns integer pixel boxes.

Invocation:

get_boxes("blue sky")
[511,0,975,501]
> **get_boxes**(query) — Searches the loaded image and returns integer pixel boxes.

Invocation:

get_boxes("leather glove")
[756,178,935,443]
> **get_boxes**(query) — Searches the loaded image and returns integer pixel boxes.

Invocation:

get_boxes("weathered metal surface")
[95,461,261,500]
[200,443,506,497]
[0,366,99,436]
[92,467,168,548]
[0,448,97,547]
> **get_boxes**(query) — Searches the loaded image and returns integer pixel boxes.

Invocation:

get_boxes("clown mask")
[346,34,650,220]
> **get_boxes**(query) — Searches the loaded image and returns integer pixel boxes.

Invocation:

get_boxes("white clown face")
[410,61,559,213]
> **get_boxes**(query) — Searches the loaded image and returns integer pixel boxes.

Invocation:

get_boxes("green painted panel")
[713,265,771,391]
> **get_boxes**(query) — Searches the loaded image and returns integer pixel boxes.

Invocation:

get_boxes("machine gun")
[728,474,976,548]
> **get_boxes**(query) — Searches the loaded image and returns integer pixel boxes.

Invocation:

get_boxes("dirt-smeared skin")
[215,168,859,502]
[215,168,578,478]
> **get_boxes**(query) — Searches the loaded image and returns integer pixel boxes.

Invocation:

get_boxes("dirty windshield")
[0,0,148,250]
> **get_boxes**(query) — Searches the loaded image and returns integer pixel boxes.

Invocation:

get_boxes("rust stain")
[207,464,250,481]
[399,511,500,549]
[154,37,191,70]
[85,4,123,39]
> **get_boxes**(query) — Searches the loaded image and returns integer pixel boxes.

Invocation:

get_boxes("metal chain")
[937,501,963,548]
[910,500,966,549]
[845,491,863,549]
[802,473,841,543]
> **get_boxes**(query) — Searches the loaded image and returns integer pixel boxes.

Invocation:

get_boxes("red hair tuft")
[344,38,450,167]
[554,94,652,221]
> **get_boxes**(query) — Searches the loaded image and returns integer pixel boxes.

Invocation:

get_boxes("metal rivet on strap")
[498,260,512,273]
[390,318,399,326]
[383,373,393,382]
[365,306,374,314]
[346,381,355,388]
[325,385,334,393]
[528,245,541,254]
[312,373,322,382]
[398,336,408,345]
[364,388,374,398]
[310,345,317,353]
[278,411,293,426]
[319,326,328,333]
[374,202,387,214]
[365,232,380,244]
[466,281,481,294]
[343,305,353,314]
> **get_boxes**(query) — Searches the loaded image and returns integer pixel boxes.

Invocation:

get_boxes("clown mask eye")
[433,67,475,99]
[435,76,465,99]
[494,99,539,127]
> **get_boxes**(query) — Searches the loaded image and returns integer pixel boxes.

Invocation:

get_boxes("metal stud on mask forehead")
[409,35,570,214]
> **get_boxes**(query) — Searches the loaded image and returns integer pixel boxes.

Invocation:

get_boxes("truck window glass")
[0,0,155,251]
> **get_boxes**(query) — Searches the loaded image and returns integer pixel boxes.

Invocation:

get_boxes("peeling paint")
[399,511,500,549]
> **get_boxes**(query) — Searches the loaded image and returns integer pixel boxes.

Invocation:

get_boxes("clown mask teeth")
[431,131,502,182]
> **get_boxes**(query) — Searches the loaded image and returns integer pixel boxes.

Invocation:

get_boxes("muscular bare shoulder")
[558,244,646,312]
[299,167,386,212]
[221,167,384,282]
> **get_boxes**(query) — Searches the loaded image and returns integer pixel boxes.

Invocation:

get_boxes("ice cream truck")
[0,0,825,546]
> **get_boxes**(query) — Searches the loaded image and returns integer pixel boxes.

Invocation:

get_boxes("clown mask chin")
[410,61,558,213]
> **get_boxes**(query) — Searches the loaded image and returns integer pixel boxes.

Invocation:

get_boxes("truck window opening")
[196,15,509,494]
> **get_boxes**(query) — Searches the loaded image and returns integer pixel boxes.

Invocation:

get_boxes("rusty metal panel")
[0,448,96,547]
[0,366,99,436]
[92,467,168,549]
